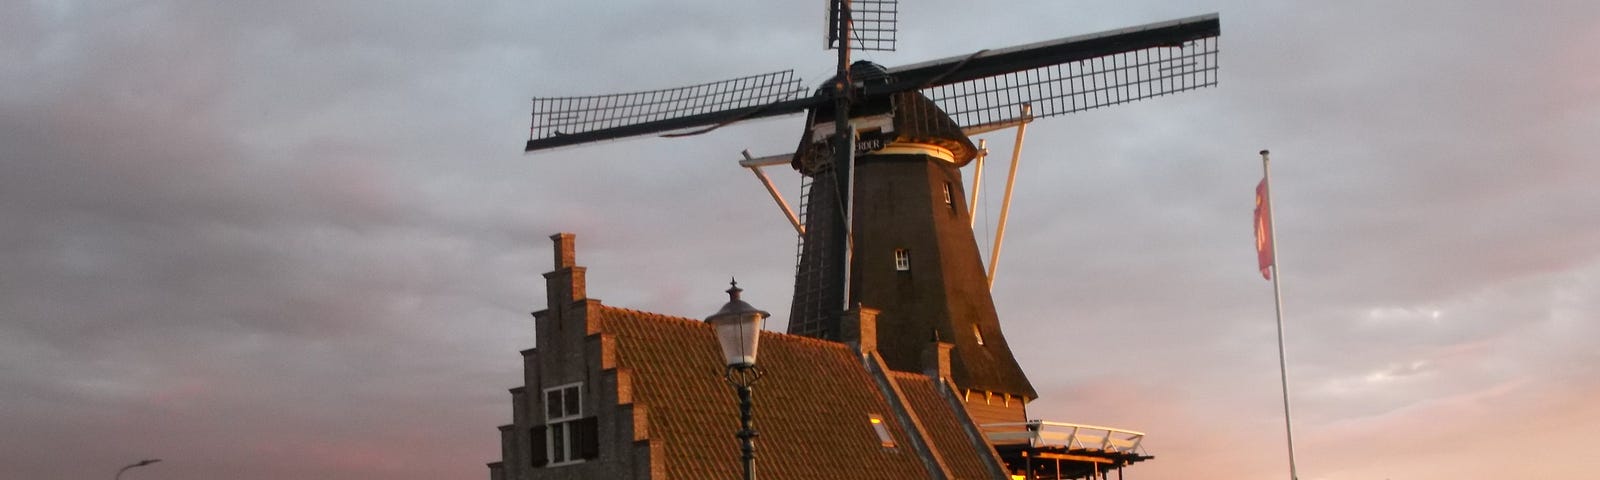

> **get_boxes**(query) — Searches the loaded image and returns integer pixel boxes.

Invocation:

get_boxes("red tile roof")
[599,305,952,479]
[889,371,1002,479]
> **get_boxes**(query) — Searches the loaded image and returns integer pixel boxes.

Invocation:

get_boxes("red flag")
[1254,179,1274,280]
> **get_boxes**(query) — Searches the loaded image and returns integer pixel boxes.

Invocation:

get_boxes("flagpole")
[1262,149,1300,480]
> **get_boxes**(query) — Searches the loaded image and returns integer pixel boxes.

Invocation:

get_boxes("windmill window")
[972,324,985,346]
[868,414,896,447]
[942,182,954,206]
[894,249,910,271]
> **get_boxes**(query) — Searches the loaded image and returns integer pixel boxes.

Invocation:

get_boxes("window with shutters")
[538,382,594,466]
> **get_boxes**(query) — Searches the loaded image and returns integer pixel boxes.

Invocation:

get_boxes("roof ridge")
[764,329,852,350]
[599,304,700,324]
[597,305,853,351]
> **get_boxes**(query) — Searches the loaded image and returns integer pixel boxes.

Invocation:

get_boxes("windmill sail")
[525,70,813,152]
[891,14,1219,131]
[524,14,1217,154]
[827,0,898,52]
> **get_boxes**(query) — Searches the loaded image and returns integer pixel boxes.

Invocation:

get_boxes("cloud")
[1,0,1596,479]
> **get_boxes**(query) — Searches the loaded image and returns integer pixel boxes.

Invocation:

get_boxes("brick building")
[488,234,1150,479]
[489,234,1008,479]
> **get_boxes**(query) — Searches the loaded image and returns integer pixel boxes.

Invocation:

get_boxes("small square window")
[894,249,910,271]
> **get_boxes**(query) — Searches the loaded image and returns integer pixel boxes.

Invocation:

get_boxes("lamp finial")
[727,277,743,300]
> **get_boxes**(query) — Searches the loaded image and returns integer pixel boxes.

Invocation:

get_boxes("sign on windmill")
[524,1,1220,334]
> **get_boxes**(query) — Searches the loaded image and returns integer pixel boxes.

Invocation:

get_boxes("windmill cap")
[794,61,977,170]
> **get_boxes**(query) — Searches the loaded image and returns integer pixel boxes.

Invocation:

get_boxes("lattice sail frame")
[524,14,1219,152]
[924,36,1219,130]
[528,70,808,144]
[827,0,898,52]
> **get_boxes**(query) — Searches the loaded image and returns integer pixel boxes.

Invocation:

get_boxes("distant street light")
[114,459,161,480]
[706,280,769,480]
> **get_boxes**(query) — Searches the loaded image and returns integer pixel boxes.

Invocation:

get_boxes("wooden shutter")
[530,425,549,467]
[576,417,600,460]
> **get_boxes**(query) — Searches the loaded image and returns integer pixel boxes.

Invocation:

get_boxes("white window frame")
[894,249,910,271]
[942,182,954,206]
[543,382,584,466]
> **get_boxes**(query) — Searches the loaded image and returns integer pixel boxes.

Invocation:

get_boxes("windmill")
[526,0,1219,432]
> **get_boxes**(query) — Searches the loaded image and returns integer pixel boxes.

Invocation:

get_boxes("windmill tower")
[783,62,1041,409]
[524,0,1219,459]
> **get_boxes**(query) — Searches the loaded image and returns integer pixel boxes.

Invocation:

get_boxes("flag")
[1254,178,1274,280]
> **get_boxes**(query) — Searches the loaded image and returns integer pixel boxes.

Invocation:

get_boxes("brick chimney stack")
[841,305,881,355]
[545,233,586,306]
[922,334,953,380]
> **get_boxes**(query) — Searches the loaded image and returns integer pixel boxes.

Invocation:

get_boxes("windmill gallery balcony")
[981,421,1151,480]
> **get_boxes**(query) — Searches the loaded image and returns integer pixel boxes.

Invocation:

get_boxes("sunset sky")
[3,1,1597,479]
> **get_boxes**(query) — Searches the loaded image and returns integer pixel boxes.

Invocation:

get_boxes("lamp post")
[114,459,161,480]
[706,280,769,480]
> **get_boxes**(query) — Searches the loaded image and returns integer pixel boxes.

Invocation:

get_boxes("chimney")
[922,331,953,380]
[553,232,576,269]
[841,305,880,355]
[545,233,586,306]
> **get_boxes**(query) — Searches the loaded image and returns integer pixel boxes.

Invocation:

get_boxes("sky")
[2,0,1597,479]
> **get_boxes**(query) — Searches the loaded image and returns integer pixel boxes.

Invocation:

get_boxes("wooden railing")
[981,421,1146,454]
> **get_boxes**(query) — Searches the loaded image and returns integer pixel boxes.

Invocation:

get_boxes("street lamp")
[114,459,161,480]
[705,279,769,480]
